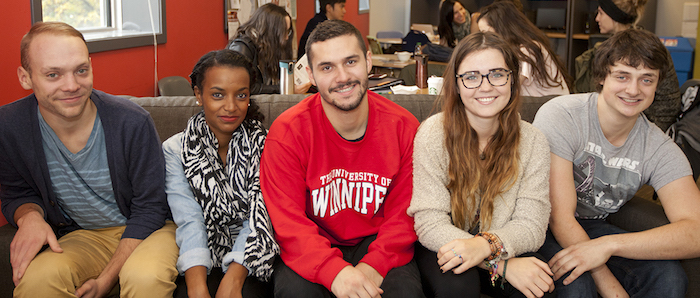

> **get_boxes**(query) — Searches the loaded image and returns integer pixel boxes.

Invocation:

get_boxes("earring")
[195,100,200,105]
[248,103,251,107]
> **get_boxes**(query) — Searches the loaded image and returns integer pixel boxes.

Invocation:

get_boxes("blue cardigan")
[0,90,168,239]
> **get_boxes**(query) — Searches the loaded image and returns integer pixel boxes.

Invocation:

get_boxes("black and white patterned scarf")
[182,111,278,281]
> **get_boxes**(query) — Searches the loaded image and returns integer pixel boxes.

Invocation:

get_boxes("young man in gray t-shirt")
[533,28,700,298]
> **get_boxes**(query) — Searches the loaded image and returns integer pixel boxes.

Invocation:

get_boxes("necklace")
[479,152,485,160]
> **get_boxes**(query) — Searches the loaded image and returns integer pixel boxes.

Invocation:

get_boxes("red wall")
[295,0,369,50]
[0,2,368,226]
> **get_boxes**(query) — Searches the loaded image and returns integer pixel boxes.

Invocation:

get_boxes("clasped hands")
[438,238,554,298]
[331,263,384,298]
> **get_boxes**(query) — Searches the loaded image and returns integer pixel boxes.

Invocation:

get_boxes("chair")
[376,31,404,39]
[367,36,383,55]
[158,76,194,96]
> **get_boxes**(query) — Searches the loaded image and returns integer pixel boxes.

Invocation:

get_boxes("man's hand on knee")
[548,237,613,284]
[331,265,384,298]
[75,278,111,298]
[10,208,62,286]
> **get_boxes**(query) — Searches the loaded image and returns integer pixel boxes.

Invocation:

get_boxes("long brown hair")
[478,2,572,90]
[235,4,293,85]
[440,32,522,230]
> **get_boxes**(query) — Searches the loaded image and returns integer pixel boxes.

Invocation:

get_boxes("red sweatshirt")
[261,91,419,290]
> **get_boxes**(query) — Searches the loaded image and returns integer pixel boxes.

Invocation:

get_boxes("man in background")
[297,0,346,59]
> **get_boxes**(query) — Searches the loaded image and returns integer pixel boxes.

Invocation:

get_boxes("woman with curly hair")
[409,32,554,298]
[164,49,279,298]
[477,2,571,96]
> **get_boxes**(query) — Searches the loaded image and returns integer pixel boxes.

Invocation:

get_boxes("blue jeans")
[538,219,687,298]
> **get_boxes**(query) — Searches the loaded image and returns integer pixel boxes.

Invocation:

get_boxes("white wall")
[656,0,699,36]
[369,0,411,37]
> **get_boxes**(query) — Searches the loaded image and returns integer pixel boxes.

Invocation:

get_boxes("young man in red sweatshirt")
[260,20,424,298]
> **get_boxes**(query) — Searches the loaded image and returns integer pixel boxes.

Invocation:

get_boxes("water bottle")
[279,60,294,94]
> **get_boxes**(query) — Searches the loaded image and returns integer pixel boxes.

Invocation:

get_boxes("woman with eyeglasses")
[228,3,311,94]
[408,32,554,298]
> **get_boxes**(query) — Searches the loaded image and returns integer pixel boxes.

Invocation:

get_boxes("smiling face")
[195,66,251,144]
[453,2,468,25]
[18,33,93,123]
[457,48,511,125]
[598,62,658,121]
[307,34,372,112]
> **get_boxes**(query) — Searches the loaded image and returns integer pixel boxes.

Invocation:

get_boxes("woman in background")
[573,0,680,131]
[438,0,476,48]
[477,2,571,96]
[409,32,553,298]
[164,49,278,298]
[228,3,310,94]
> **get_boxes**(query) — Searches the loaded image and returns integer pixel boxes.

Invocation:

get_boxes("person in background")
[409,32,554,298]
[573,0,680,131]
[534,28,700,298]
[164,49,279,298]
[477,2,571,96]
[261,20,424,298]
[470,0,523,33]
[1,21,177,297]
[228,3,310,94]
[438,0,475,48]
[297,0,346,59]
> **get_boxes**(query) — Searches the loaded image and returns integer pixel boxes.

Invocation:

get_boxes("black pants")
[415,243,555,298]
[273,235,425,298]
[173,267,271,298]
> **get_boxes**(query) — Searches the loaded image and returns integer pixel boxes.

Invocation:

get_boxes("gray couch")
[0,93,697,297]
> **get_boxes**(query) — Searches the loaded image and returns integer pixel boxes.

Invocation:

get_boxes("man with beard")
[260,20,424,298]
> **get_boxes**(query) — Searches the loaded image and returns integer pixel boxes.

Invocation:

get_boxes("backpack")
[667,79,700,181]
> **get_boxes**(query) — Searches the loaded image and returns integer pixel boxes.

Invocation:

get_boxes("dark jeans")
[538,219,687,298]
[272,235,425,298]
[172,267,271,298]
[415,243,555,298]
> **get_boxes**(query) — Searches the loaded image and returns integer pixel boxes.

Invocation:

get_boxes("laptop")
[536,8,566,31]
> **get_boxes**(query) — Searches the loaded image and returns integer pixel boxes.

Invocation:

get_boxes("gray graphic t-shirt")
[533,93,691,219]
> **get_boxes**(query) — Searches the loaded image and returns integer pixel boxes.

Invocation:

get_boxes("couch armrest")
[0,224,16,298]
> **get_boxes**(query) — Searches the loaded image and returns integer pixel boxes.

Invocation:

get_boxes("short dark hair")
[190,49,263,123]
[21,22,86,74]
[306,20,367,67]
[320,0,346,14]
[592,28,669,92]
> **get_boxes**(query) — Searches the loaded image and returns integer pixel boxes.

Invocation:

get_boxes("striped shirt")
[38,110,126,229]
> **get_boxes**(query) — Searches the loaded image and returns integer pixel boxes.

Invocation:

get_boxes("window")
[31,0,166,53]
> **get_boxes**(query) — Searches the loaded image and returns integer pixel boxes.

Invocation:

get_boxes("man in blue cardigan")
[0,22,178,297]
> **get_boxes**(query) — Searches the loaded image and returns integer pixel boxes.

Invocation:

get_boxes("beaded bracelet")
[476,232,505,261]
[483,259,499,287]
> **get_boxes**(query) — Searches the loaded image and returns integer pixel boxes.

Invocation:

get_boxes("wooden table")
[371,54,415,77]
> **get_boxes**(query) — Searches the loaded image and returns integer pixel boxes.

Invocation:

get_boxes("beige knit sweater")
[408,113,551,258]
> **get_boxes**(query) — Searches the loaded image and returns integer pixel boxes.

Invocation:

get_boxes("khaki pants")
[14,221,178,298]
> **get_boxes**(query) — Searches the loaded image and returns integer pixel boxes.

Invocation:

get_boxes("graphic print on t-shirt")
[573,142,642,219]
[311,168,392,218]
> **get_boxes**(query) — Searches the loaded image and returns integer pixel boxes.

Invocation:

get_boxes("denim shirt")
[163,132,251,274]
